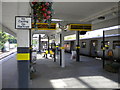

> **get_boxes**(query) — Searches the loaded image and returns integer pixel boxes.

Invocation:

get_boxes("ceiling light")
[51,19,63,21]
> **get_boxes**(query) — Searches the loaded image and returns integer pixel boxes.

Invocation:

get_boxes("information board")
[32,23,56,30]
[68,24,92,31]
[15,16,31,29]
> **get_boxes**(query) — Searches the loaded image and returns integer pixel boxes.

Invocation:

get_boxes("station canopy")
[1,1,118,37]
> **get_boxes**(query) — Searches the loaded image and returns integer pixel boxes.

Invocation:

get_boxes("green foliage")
[0,32,17,50]
[0,32,8,50]
[31,2,53,24]
[32,39,37,46]
[8,35,17,44]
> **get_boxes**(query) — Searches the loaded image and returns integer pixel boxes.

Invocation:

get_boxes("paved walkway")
[0,48,17,60]
[2,53,119,89]
[2,53,18,88]
[30,53,119,89]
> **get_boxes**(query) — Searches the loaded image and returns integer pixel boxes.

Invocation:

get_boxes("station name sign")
[32,23,56,30]
[15,16,31,29]
[68,24,92,31]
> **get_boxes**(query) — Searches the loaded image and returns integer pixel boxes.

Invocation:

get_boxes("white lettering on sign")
[15,16,31,29]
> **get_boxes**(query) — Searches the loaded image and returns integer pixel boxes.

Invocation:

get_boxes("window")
[92,42,96,47]
[64,43,70,48]
[82,42,86,48]
[113,41,120,49]
[101,41,110,49]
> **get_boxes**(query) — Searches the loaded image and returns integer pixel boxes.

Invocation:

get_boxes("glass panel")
[82,42,86,48]
[113,41,120,49]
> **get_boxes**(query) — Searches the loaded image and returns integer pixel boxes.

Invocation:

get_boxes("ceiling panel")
[52,2,117,21]
[2,2,118,36]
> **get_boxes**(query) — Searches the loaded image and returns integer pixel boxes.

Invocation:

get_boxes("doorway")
[90,40,98,57]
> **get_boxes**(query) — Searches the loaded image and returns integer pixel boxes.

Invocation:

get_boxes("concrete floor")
[30,53,119,89]
[2,53,18,88]
[2,53,119,89]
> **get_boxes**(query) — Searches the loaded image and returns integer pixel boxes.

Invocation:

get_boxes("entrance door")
[70,41,75,52]
[90,40,98,57]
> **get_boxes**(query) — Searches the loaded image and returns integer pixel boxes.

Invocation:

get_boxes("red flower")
[47,11,51,14]
[32,2,36,4]
[43,13,47,17]
[45,2,50,6]
[42,8,46,11]
[46,15,50,19]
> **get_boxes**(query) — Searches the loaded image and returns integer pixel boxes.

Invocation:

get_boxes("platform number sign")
[15,16,31,29]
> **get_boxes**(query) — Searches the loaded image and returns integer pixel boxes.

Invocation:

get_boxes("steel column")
[76,31,80,62]
[103,30,105,69]
[60,34,62,66]
[53,43,56,62]
[39,35,41,53]
[48,36,50,53]
[61,30,65,67]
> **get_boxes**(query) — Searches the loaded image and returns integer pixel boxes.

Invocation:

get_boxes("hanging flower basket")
[30,1,54,26]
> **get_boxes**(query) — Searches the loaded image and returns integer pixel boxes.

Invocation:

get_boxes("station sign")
[68,24,92,31]
[15,16,32,29]
[32,23,56,30]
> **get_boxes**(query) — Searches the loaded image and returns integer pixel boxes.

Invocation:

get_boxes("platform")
[2,53,119,89]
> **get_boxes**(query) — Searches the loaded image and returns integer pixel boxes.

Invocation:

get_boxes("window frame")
[81,42,86,48]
